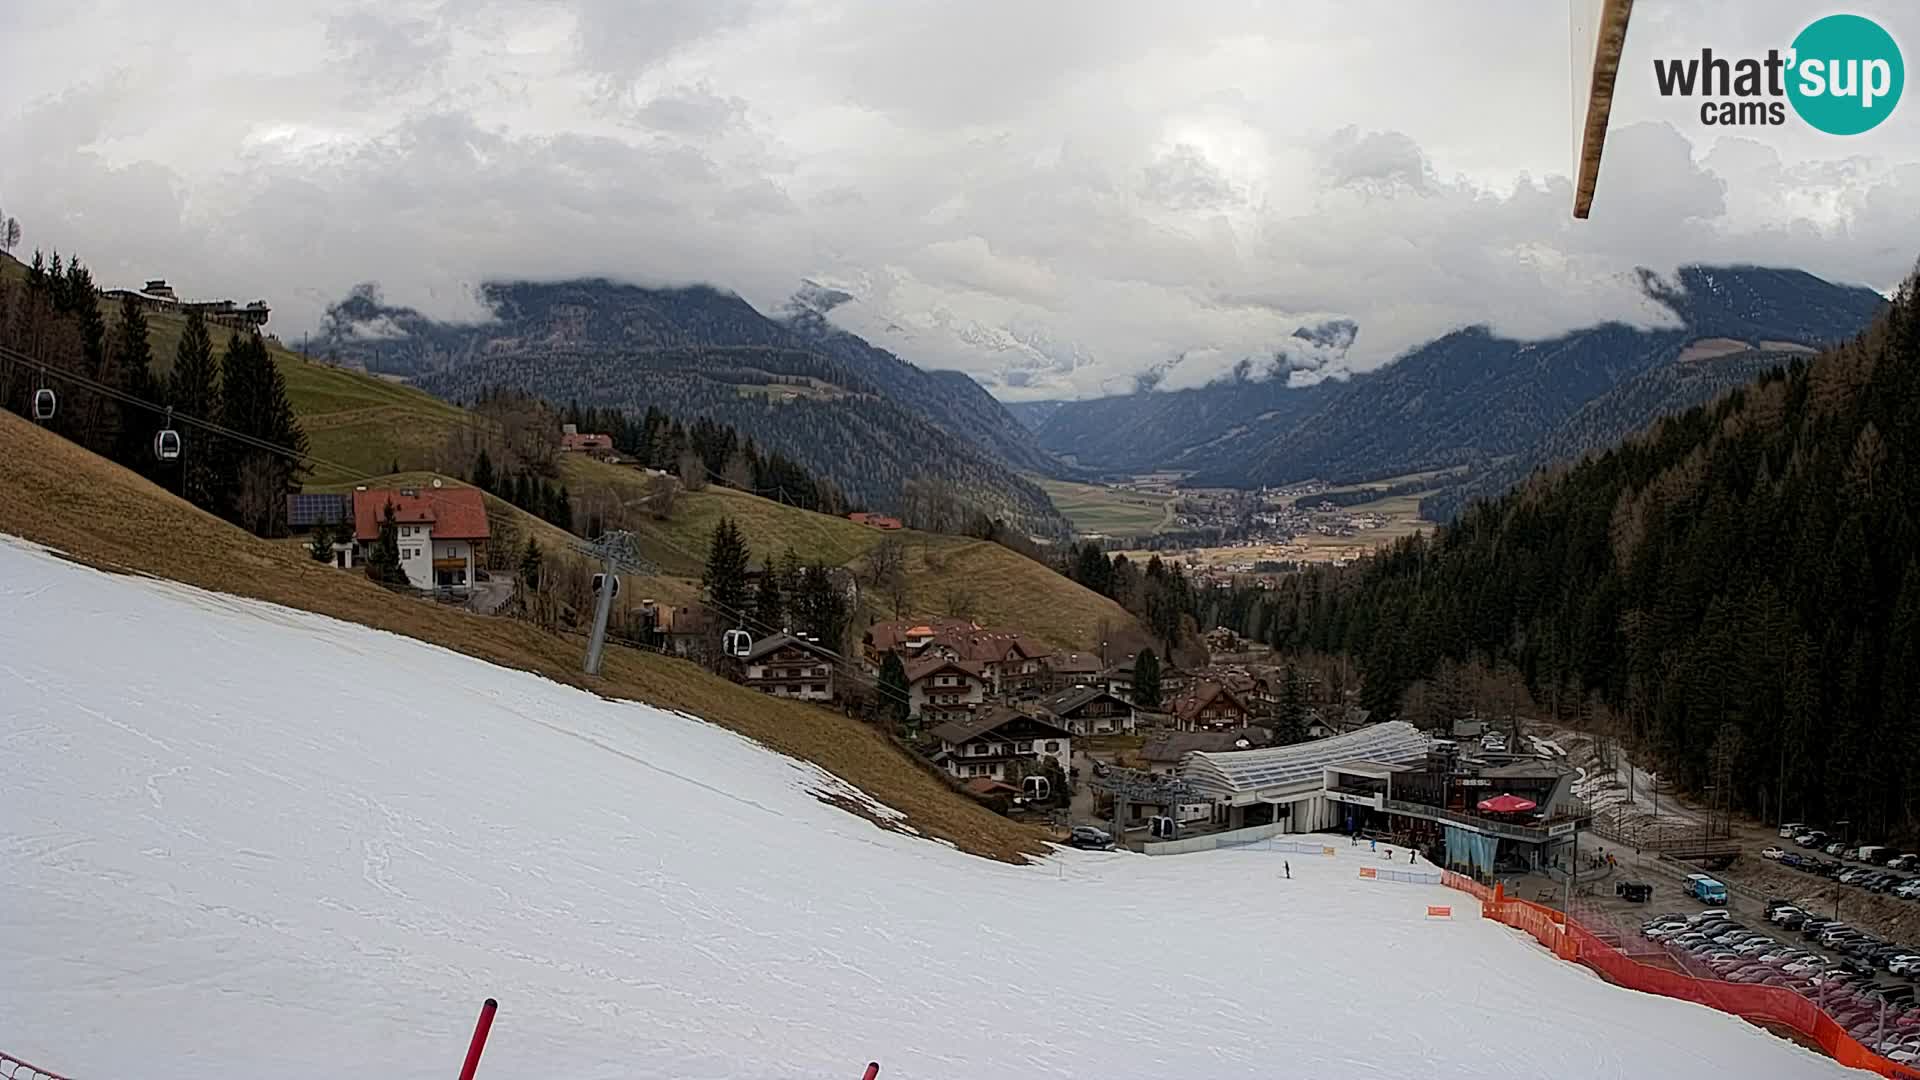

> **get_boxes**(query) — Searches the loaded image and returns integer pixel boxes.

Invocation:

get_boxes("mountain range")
[315,280,1072,536]
[1030,266,1887,514]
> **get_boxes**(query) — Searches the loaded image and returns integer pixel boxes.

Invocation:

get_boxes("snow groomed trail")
[0,538,1851,1078]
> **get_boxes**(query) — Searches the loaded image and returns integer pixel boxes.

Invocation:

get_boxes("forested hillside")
[1256,267,1920,837]
[1420,345,1807,521]
[318,279,1069,536]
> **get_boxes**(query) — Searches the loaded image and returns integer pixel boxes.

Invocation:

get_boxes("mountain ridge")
[317,279,1072,536]
[1032,265,1886,494]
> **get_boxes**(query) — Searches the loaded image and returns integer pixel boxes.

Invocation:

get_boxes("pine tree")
[364,502,410,587]
[553,485,574,533]
[110,293,155,472]
[519,537,544,591]
[168,310,221,510]
[797,562,850,650]
[752,551,785,631]
[778,546,804,602]
[702,517,751,618]
[1134,648,1162,708]
[878,651,910,731]
[1277,663,1308,744]
[472,448,496,493]
[309,519,334,562]
[215,332,307,535]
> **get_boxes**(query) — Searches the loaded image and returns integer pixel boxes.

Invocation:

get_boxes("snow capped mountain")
[0,537,1855,1079]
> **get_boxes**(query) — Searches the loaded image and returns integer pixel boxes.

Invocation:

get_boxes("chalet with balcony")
[906,658,988,724]
[930,706,1072,784]
[743,633,835,702]
[1171,681,1253,733]
[1037,686,1136,737]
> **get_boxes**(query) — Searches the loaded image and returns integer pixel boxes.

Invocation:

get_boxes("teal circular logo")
[1788,14,1903,135]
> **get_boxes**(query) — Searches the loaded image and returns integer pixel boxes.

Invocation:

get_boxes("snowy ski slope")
[0,538,1851,1078]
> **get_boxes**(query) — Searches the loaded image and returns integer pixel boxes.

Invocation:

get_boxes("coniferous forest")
[0,250,307,536]
[1236,266,1920,837]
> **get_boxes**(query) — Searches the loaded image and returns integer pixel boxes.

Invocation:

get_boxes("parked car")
[1763,846,1787,861]
[1891,855,1920,872]
[1066,826,1114,850]
[1781,822,1810,839]
[1768,905,1803,924]
[1798,831,1827,847]
[1827,841,1849,856]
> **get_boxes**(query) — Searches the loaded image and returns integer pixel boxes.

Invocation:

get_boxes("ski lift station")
[1170,721,1592,874]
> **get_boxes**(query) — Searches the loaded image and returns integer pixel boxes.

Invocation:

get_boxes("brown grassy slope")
[325,469,700,607]
[559,456,1140,651]
[0,410,1042,862]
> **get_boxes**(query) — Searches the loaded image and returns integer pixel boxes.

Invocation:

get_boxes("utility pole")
[575,530,658,677]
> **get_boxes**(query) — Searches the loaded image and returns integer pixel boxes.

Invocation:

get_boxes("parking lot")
[1632,900,1920,1058]
[1611,830,1920,1063]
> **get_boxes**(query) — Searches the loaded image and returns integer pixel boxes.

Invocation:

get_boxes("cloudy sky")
[3,0,1918,399]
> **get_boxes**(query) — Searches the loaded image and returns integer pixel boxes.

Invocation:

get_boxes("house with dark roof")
[742,633,835,702]
[1043,651,1103,691]
[1170,681,1253,733]
[930,706,1072,784]
[1037,686,1136,737]
[905,657,988,724]
[350,485,489,591]
[1141,728,1274,775]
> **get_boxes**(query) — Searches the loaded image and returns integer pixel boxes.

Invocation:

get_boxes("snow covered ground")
[0,537,1852,1079]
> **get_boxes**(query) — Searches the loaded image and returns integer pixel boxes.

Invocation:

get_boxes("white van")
[1780,822,1808,839]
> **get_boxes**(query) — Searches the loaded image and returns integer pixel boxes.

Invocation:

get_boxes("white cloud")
[2,0,1916,401]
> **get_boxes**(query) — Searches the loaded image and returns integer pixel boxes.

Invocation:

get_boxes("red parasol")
[1477,793,1538,813]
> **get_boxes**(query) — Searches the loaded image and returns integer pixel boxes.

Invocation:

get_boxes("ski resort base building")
[1171,721,1593,875]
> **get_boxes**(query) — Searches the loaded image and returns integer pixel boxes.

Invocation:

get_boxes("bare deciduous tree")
[648,473,678,520]
[677,449,708,491]
[864,537,905,586]
[942,583,977,621]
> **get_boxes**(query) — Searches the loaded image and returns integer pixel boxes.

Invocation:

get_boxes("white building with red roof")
[351,484,490,591]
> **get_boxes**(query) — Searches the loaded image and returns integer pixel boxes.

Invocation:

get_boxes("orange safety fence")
[1439,877,1920,1079]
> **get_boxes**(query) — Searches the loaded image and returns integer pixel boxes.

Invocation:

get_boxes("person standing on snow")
[1285,861,1291,879]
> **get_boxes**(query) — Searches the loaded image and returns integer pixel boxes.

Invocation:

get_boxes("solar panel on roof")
[287,493,353,528]
[1182,721,1429,795]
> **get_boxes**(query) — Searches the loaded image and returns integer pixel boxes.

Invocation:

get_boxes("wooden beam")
[1573,0,1636,219]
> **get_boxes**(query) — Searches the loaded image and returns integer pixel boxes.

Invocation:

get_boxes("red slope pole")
[457,998,499,1080]
[862,1063,880,1080]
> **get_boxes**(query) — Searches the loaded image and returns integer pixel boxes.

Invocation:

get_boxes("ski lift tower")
[576,530,659,676]
[1090,767,1209,845]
